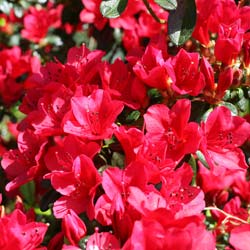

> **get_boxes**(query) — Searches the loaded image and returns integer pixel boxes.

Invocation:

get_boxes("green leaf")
[190,101,210,123]
[34,207,52,216]
[100,0,128,18]
[168,0,196,45]
[196,150,210,169]
[200,108,213,122]
[188,154,197,185]
[20,181,35,206]
[13,5,24,18]
[218,101,238,116]
[230,88,244,101]
[111,152,125,168]
[126,110,141,123]
[237,97,249,116]
[73,31,90,46]
[148,88,163,104]
[0,0,13,14]
[237,97,248,112]
[44,35,63,46]
[223,89,231,101]
[40,189,61,212]
[155,0,177,10]
[0,17,6,27]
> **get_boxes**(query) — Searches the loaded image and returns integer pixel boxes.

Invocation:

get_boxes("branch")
[204,206,249,225]
[142,0,166,24]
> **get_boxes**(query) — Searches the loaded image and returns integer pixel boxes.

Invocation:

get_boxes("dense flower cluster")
[0,0,250,249]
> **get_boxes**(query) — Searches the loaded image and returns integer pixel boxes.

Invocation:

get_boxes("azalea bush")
[0,0,250,249]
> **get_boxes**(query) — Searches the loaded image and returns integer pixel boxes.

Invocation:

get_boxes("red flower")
[127,186,167,216]
[214,20,244,65]
[212,197,248,234]
[0,209,48,249]
[21,5,63,43]
[66,45,105,90]
[102,163,148,205]
[0,46,40,105]
[160,163,205,218]
[86,230,120,250]
[63,89,124,140]
[47,155,101,219]
[80,0,108,30]
[229,224,250,250]
[62,209,86,246]
[136,139,177,183]
[200,106,250,174]
[192,0,215,46]
[198,161,245,200]
[95,162,148,240]
[200,57,234,103]
[243,35,250,68]
[144,99,201,162]
[170,49,205,96]
[114,126,144,165]
[123,211,215,250]
[110,0,144,30]
[1,130,47,191]
[26,83,73,136]
[133,44,174,89]
[100,58,148,109]
[62,245,81,250]
[44,135,100,172]
[233,174,250,203]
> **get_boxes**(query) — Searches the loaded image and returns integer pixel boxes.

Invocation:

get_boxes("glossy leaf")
[168,0,196,45]
[100,0,128,18]
[196,150,209,169]
[237,97,249,115]
[218,101,238,116]
[155,0,177,10]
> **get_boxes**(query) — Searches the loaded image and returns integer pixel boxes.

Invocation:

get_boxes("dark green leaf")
[111,152,125,168]
[20,181,35,206]
[148,88,163,104]
[40,190,61,212]
[100,0,128,18]
[155,0,177,10]
[168,0,196,45]
[126,110,141,123]
[190,101,210,123]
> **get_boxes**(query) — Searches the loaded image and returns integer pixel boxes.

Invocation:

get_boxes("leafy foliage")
[168,0,196,45]
[100,0,128,18]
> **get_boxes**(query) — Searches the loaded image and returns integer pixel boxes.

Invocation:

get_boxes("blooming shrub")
[0,0,250,249]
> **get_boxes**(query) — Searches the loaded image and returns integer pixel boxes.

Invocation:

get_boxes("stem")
[204,206,249,225]
[142,0,166,24]
[0,206,5,218]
